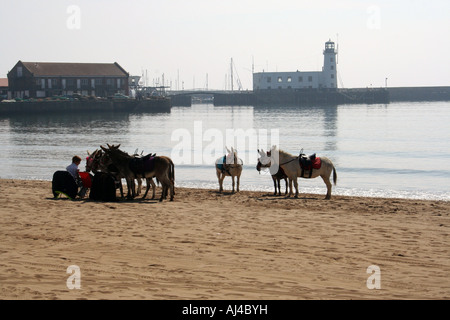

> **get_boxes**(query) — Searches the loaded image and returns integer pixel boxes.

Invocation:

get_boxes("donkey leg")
[236,175,240,193]
[119,180,124,198]
[151,178,156,200]
[169,178,174,201]
[284,178,288,195]
[293,178,299,198]
[142,178,154,199]
[272,176,277,196]
[322,175,332,200]
[126,178,134,199]
[136,179,142,196]
[287,178,293,197]
[231,176,235,193]
[219,174,225,193]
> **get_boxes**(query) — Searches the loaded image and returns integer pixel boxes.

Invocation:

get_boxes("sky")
[1,0,449,90]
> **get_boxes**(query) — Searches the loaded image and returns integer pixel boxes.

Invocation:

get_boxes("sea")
[0,101,449,201]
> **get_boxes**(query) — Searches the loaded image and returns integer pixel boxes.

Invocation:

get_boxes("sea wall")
[0,98,171,115]
[215,88,390,106]
[387,86,450,102]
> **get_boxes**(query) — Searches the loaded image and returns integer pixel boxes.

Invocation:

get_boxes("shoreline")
[4,177,449,203]
[0,178,449,299]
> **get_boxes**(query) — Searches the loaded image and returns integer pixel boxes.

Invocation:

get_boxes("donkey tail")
[169,159,175,195]
[333,166,337,186]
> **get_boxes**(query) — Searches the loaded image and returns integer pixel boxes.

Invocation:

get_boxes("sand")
[0,178,449,300]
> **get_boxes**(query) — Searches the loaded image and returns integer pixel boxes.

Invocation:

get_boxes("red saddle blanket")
[300,157,322,170]
[79,172,92,188]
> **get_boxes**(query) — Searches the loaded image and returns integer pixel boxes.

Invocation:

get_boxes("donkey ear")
[87,150,90,155]
[100,145,107,151]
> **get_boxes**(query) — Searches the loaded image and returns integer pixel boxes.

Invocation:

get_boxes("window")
[52,79,58,86]
[277,77,282,83]
[95,79,103,85]
[330,65,334,70]
[331,74,334,79]
[287,76,292,82]
[81,79,89,86]
[308,76,313,82]
[298,76,303,82]
[330,58,334,62]
[17,67,23,77]
[266,77,271,83]
[107,79,114,86]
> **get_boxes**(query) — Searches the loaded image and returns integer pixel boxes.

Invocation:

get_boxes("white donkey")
[215,147,243,193]
[258,146,337,199]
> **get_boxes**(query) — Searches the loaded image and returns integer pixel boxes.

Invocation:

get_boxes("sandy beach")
[0,178,449,300]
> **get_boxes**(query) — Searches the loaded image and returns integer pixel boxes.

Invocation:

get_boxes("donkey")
[258,145,337,199]
[215,147,243,193]
[86,149,125,198]
[257,149,288,196]
[88,148,155,200]
[100,144,174,201]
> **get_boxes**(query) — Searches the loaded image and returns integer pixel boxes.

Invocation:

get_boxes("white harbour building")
[253,40,337,91]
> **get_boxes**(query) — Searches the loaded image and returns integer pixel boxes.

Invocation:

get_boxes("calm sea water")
[0,101,449,200]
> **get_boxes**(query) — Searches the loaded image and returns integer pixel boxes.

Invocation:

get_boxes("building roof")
[0,78,8,87]
[20,61,128,77]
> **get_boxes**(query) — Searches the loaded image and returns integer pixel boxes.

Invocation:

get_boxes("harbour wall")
[0,98,172,115]
[387,86,450,102]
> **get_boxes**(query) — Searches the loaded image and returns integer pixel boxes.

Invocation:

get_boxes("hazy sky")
[1,0,449,90]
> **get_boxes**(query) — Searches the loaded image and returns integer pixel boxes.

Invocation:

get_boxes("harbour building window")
[308,76,313,82]
[277,77,282,83]
[298,76,303,82]
[331,74,334,79]
[287,76,292,82]
[267,77,271,83]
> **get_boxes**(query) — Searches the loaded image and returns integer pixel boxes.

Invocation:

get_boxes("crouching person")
[66,155,87,198]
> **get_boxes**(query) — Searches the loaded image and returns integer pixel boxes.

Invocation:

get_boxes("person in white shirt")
[66,155,87,198]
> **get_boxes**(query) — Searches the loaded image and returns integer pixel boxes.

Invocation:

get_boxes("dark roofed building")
[7,61,129,99]
[0,78,8,100]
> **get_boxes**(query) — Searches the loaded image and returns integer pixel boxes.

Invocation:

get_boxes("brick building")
[7,61,129,98]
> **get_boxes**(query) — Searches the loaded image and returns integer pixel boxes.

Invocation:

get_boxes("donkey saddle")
[129,153,156,176]
[299,153,321,178]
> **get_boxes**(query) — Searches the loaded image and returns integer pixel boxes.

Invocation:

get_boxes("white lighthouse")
[322,40,337,89]
[252,40,338,90]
